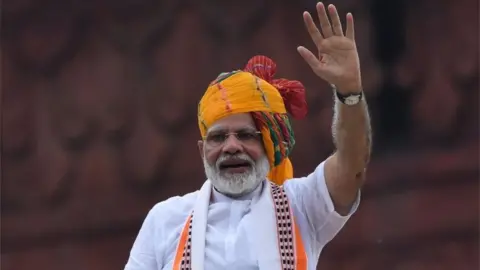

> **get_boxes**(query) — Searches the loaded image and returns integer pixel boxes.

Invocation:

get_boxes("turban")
[198,55,308,185]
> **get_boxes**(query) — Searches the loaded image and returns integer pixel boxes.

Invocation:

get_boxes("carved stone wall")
[1,0,478,269]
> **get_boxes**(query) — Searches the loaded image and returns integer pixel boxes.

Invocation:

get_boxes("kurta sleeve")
[283,160,360,246]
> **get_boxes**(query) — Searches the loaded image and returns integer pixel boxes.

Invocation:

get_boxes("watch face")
[345,95,360,105]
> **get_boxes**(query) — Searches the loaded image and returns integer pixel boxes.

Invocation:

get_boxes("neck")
[212,180,264,201]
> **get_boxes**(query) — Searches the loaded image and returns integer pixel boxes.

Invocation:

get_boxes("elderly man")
[125,3,371,270]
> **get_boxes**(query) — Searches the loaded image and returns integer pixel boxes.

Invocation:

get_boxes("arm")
[297,2,371,215]
[326,92,371,215]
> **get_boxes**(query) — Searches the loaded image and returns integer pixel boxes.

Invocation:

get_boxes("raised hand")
[297,2,362,93]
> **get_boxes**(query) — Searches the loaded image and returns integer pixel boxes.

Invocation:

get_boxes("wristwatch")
[331,84,363,106]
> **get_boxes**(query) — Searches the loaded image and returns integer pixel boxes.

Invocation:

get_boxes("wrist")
[332,84,363,106]
[334,80,362,94]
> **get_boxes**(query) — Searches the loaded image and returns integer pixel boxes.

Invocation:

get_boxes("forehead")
[208,113,256,132]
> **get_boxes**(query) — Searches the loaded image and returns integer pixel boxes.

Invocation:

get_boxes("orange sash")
[172,183,307,270]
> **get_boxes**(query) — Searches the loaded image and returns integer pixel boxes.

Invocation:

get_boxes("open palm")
[298,2,361,93]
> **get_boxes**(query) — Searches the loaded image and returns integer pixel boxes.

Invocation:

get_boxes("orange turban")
[198,56,308,185]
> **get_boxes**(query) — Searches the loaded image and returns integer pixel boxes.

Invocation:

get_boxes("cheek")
[204,147,220,165]
[245,144,266,162]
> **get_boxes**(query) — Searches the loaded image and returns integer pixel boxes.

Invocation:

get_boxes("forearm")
[324,91,371,214]
[332,91,371,177]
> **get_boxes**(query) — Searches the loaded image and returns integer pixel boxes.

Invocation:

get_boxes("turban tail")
[198,55,308,185]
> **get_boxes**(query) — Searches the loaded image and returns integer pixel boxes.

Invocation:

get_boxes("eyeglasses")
[203,130,262,147]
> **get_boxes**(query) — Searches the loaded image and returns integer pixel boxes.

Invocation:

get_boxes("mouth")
[218,159,252,173]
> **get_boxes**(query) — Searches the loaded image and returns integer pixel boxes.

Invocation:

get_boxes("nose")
[222,133,243,154]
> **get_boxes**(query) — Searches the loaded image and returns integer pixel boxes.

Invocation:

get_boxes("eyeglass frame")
[202,129,263,147]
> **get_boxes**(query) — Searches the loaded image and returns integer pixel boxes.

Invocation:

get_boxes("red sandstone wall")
[2,0,478,269]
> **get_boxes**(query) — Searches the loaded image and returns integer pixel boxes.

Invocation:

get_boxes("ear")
[197,140,204,159]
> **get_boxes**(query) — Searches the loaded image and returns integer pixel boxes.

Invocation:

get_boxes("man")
[125,3,371,270]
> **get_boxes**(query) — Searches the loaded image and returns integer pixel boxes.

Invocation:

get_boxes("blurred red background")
[1,0,478,269]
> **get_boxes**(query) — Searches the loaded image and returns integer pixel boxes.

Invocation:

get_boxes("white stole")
[190,180,211,269]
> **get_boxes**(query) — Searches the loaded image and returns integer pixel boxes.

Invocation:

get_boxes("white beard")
[203,153,270,197]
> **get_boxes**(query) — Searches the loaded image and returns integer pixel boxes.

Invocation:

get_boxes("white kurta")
[125,161,360,270]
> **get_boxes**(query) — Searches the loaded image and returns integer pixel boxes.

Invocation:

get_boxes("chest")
[162,201,259,270]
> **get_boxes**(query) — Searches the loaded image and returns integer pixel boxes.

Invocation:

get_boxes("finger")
[316,2,333,38]
[345,12,355,40]
[328,4,343,36]
[297,46,321,70]
[303,11,324,46]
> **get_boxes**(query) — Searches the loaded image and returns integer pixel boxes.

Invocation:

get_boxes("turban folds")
[198,55,308,185]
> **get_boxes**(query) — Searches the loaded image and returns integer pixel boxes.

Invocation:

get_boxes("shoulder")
[148,189,199,230]
[128,190,199,268]
[282,161,327,195]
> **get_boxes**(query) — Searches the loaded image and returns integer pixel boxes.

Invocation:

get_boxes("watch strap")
[331,84,363,105]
